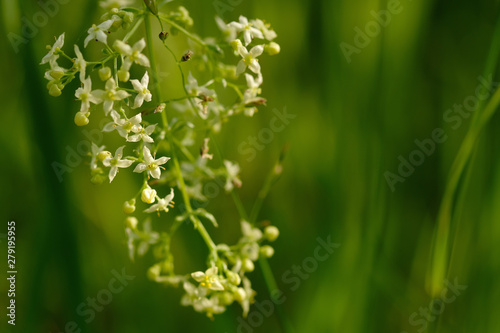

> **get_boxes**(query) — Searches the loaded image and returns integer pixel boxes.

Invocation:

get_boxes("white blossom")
[130,72,152,108]
[75,77,101,112]
[73,45,86,81]
[133,146,170,179]
[191,266,224,291]
[250,19,277,41]
[127,124,156,143]
[93,78,130,115]
[114,39,150,71]
[224,160,242,191]
[236,45,264,76]
[215,16,237,43]
[84,20,114,48]
[144,188,174,214]
[102,146,134,182]
[228,16,263,46]
[102,110,141,138]
[41,33,65,66]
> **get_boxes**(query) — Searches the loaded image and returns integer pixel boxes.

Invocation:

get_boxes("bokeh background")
[2,0,500,332]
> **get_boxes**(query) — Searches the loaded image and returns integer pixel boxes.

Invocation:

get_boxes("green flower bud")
[230,39,242,52]
[99,67,112,81]
[125,216,138,229]
[117,68,130,82]
[264,225,280,242]
[74,112,89,126]
[234,287,246,302]
[242,258,255,272]
[265,42,281,55]
[123,199,136,214]
[226,270,241,286]
[50,70,65,80]
[97,151,112,161]
[260,245,275,258]
[49,83,62,97]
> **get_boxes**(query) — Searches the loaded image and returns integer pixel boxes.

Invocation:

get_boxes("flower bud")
[230,39,242,52]
[97,151,112,161]
[159,31,169,41]
[234,287,247,302]
[125,216,138,229]
[260,245,274,258]
[265,42,280,55]
[90,169,106,184]
[74,112,89,126]
[99,67,112,81]
[49,83,62,97]
[50,70,65,80]
[123,199,136,214]
[220,292,234,305]
[117,68,130,82]
[141,185,157,204]
[242,258,255,272]
[264,225,280,242]
[147,264,161,280]
[226,270,241,286]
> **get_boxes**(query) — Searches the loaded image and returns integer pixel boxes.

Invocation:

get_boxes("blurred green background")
[2,0,500,332]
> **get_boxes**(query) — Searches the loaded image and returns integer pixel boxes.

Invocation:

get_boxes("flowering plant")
[40,0,282,319]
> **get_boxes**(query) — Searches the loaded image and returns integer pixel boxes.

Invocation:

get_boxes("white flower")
[127,124,156,143]
[250,19,277,41]
[99,0,132,9]
[144,188,174,213]
[102,146,134,182]
[40,33,65,66]
[181,282,208,310]
[241,220,263,242]
[90,143,106,169]
[93,78,130,115]
[215,16,237,42]
[224,160,242,191]
[236,45,264,76]
[228,16,263,46]
[243,73,262,102]
[84,20,114,47]
[75,77,101,112]
[130,72,152,108]
[114,39,150,71]
[133,146,170,179]
[102,110,142,138]
[73,45,86,81]
[191,266,224,291]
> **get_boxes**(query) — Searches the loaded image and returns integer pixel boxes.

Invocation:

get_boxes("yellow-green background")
[1,0,500,332]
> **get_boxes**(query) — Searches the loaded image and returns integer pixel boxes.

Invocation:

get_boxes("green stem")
[144,12,217,258]
[158,15,207,47]
[123,16,145,42]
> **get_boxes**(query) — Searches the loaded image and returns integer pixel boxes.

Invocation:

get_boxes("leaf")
[194,208,218,227]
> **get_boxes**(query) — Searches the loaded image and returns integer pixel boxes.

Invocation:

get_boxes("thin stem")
[123,16,145,42]
[158,15,207,47]
[144,11,217,258]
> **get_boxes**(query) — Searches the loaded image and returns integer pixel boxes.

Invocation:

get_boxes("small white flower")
[144,188,174,214]
[84,20,114,48]
[130,72,152,108]
[75,77,102,112]
[228,16,263,46]
[93,78,130,115]
[127,124,156,143]
[250,19,277,41]
[102,110,142,138]
[243,73,262,102]
[236,45,264,76]
[186,72,216,98]
[133,146,170,179]
[40,33,65,66]
[102,146,134,182]
[215,16,237,43]
[241,220,263,242]
[73,45,86,81]
[114,39,150,71]
[191,266,224,291]
[224,160,242,191]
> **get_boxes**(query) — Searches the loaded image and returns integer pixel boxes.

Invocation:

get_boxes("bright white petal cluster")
[144,188,174,214]
[191,266,224,291]
[130,72,152,108]
[102,146,134,182]
[114,39,151,71]
[84,20,114,47]
[228,16,263,46]
[75,78,101,112]
[103,110,141,138]
[236,45,263,76]
[133,146,170,179]
[40,33,65,66]
[93,78,130,115]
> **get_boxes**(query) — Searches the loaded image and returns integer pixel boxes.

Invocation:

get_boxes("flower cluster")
[40,0,281,320]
